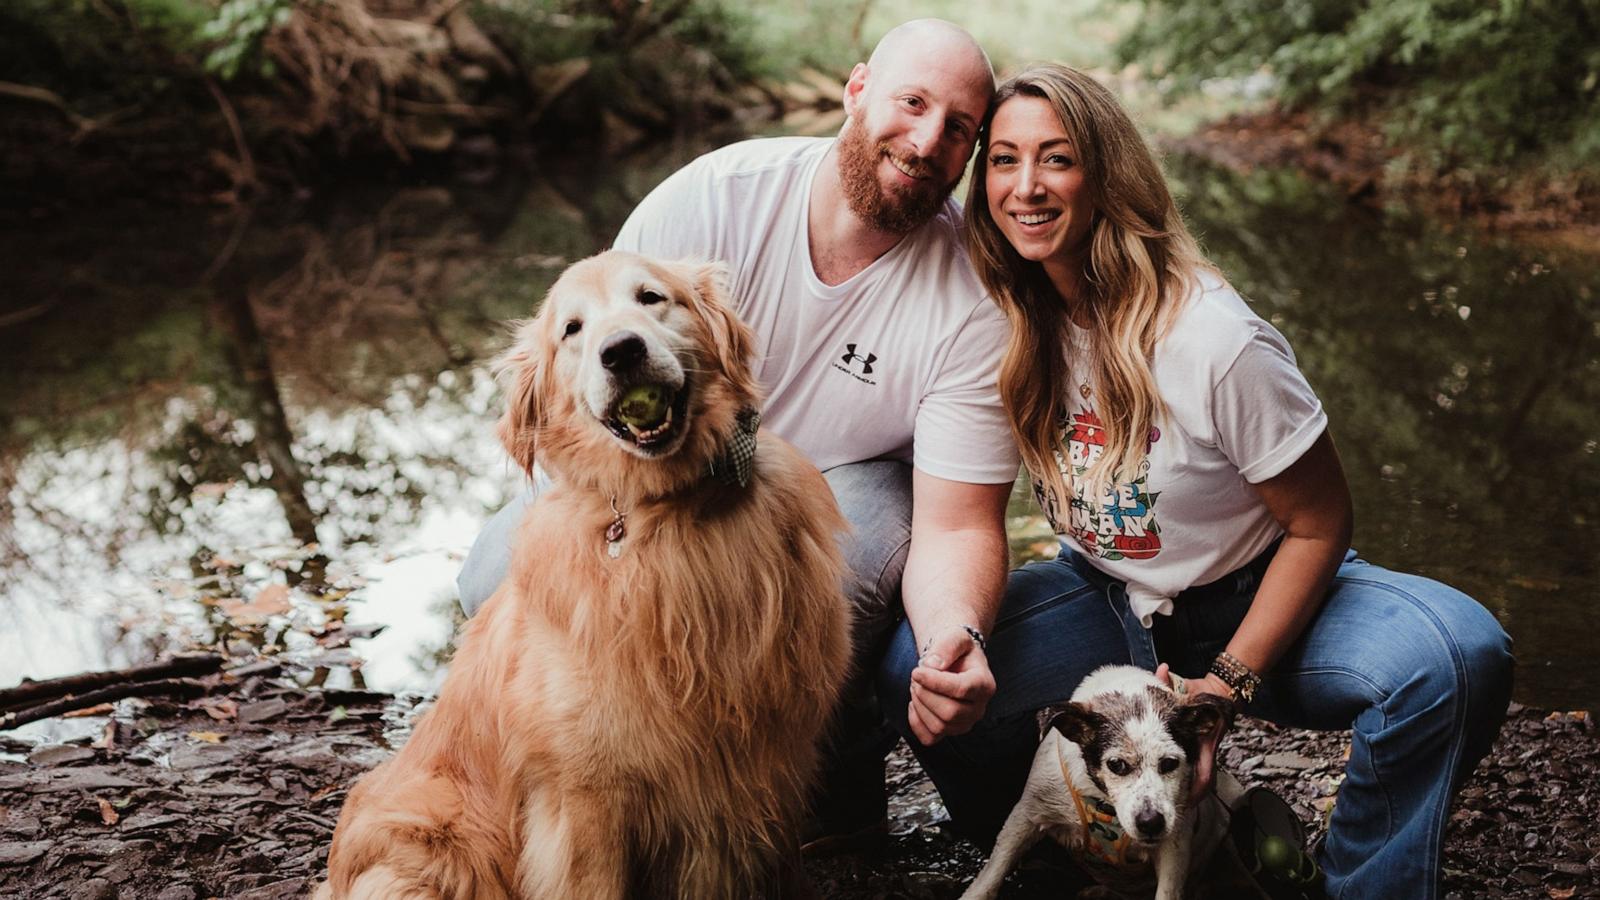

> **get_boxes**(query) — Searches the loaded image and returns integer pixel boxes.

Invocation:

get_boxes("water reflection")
[0,143,710,710]
[1167,157,1598,709]
[1,146,1596,719]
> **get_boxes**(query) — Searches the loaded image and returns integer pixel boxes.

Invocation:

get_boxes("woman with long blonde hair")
[880,65,1512,898]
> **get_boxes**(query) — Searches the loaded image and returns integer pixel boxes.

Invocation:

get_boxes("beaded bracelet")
[1208,650,1262,704]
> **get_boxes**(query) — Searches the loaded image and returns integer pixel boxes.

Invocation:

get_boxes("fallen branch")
[0,80,94,132]
[0,654,225,713]
[0,678,211,732]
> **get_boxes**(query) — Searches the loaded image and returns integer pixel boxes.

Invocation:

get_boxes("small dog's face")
[1051,689,1231,845]
[496,251,758,480]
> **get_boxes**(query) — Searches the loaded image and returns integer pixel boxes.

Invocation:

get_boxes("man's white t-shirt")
[1036,272,1328,625]
[613,137,1020,484]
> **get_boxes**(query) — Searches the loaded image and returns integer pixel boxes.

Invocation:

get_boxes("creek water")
[2,143,1596,734]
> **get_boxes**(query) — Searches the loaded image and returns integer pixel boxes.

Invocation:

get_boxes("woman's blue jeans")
[879,546,1514,900]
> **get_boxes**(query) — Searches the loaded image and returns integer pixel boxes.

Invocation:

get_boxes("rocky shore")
[1,664,1594,899]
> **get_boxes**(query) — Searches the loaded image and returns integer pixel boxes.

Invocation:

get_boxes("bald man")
[459,20,1030,847]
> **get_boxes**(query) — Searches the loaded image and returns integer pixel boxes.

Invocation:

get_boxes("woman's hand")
[1154,662,1234,703]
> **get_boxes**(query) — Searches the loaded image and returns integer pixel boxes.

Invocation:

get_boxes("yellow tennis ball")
[617,384,669,428]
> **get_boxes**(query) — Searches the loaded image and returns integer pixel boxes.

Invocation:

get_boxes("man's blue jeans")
[879,545,1514,900]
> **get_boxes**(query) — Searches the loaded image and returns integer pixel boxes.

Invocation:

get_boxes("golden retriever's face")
[546,254,701,458]
[497,251,757,481]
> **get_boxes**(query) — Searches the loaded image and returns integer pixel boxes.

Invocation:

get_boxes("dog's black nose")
[1134,809,1166,838]
[600,332,647,371]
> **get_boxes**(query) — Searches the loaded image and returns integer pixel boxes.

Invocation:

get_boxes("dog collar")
[1057,742,1140,870]
[706,407,760,488]
[604,407,761,559]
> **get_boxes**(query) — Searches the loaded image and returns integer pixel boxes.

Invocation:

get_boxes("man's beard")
[836,116,960,234]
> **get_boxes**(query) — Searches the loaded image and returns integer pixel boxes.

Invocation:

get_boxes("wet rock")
[28,745,96,766]
[238,698,290,724]
[70,877,115,899]
[0,840,50,865]
[234,877,308,898]
[1261,752,1315,770]
[31,767,139,792]
[167,742,233,771]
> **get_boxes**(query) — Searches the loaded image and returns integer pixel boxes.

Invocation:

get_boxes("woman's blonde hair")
[966,63,1213,516]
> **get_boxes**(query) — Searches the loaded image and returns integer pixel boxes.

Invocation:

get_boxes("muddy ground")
[1,664,1595,899]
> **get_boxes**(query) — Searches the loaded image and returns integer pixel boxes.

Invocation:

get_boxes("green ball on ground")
[1255,834,1300,874]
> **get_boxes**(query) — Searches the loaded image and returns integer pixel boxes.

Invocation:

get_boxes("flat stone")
[238,699,290,724]
[34,768,140,793]
[1261,752,1315,770]
[118,812,189,832]
[0,814,40,838]
[70,877,115,900]
[0,840,50,865]
[155,887,199,900]
[168,743,233,771]
[28,745,97,766]
[233,877,308,899]
[0,773,41,792]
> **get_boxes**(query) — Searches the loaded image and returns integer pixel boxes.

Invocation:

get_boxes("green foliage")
[1121,0,1600,173]
[199,0,298,80]
[471,0,860,83]
[0,0,209,99]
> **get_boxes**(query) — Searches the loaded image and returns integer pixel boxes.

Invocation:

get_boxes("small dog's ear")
[1171,692,1236,746]
[494,321,544,475]
[1046,702,1103,748]
[1171,693,1235,802]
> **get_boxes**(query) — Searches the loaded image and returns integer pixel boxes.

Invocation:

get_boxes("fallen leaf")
[63,703,115,719]
[218,583,292,625]
[192,481,232,498]
[1547,887,1576,899]
[187,731,226,744]
[96,797,119,826]
[309,783,342,802]
[200,698,238,721]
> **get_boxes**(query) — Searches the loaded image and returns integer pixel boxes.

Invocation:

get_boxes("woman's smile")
[985,95,1094,281]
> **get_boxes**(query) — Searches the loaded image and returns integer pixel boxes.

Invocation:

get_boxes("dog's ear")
[685,260,759,405]
[494,321,544,475]
[1046,702,1103,749]
[1169,692,1236,750]
[1170,693,1235,801]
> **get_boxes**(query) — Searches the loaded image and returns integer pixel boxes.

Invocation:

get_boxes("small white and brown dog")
[960,664,1242,900]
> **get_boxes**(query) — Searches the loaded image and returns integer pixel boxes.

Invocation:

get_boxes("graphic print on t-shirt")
[1036,406,1164,562]
[831,342,880,385]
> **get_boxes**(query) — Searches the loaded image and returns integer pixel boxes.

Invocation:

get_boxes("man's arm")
[901,469,1012,746]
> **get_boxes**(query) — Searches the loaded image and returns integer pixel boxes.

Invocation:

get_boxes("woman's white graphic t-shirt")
[1039,272,1327,625]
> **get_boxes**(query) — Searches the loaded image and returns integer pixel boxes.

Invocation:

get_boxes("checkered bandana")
[707,407,761,488]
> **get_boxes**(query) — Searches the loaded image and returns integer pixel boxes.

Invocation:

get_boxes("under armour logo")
[840,344,877,375]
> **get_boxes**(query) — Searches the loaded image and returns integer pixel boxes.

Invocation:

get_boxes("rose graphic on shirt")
[1037,407,1163,562]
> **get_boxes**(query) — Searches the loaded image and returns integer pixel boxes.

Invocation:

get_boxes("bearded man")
[459,19,1038,847]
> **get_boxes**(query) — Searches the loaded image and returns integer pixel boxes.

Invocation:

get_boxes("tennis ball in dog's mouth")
[616,384,671,429]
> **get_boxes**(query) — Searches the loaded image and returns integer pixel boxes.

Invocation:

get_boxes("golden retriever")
[317,251,852,899]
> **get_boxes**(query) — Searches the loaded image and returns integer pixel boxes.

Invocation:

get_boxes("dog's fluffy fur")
[960,665,1239,900]
[317,251,852,899]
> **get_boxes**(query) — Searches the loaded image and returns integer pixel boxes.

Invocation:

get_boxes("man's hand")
[907,625,996,745]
